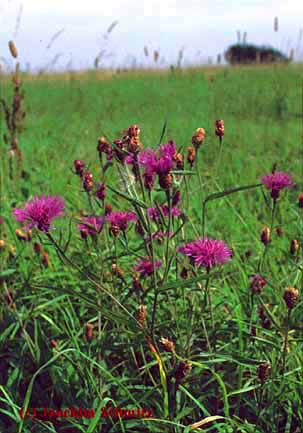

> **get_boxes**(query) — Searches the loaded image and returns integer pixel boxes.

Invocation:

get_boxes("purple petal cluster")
[78,216,104,238]
[260,171,293,200]
[148,205,181,221]
[178,237,232,270]
[13,195,65,232]
[106,211,137,231]
[134,257,162,277]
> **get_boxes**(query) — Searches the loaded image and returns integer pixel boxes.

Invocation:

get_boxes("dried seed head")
[298,193,303,208]
[42,251,50,268]
[0,239,5,250]
[85,323,94,341]
[159,173,173,190]
[175,361,192,384]
[83,172,94,192]
[137,304,147,327]
[160,337,175,353]
[187,146,196,166]
[8,40,18,58]
[215,119,224,137]
[276,227,283,237]
[260,227,271,245]
[15,228,28,241]
[257,361,271,383]
[290,239,299,256]
[33,242,42,255]
[192,128,206,148]
[283,287,299,310]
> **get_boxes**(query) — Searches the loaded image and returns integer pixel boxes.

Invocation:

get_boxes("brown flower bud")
[83,172,94,192]
[73,159,85,177]
[192,128,206,148]
[111,263,124,278]
[187,146,196,166]
[15,228,28,241]
[50,339,58,348]
[249,274,267,295]
[180,267,189,279]
[257,361,271,383]
[104,203,112,215]
[276,227,283,237]
[160,337,175,353]
[174,152,184,169]
[260,227,270,245]
[85,323,94,341]
[175,361,192,384]
[283,287,299,310]
[97,136,110,153]
[137,304,147,327]
[41,251,49,268]
[159,173,173,190]
[215,119,224,137]
[298,193,303,208]
[0,239,5,250]
[33,242,42,255]
[128,124,141,138]
[132,275,143,292]
[8,245,16,258]
[290,239,299,256]
[109,225,120,237]
[127,136,143,154]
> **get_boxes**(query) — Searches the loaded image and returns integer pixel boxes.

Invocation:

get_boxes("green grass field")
[0,64,302,433]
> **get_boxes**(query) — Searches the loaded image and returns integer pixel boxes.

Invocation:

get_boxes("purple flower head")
[106,211,137,232]
[148,205,181,221]
[138,149,158,173]
[78,216,104,238]
[13,195,65,232]
[261,171,293,200]
[159,140,177,158]
[154,155,173,175]
[178,237,232,271]
[134,257,162,277]
[95,183,106,201]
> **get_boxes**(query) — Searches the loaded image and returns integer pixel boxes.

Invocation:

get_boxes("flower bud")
[276,227,283,237]
[0,239,5,250]
[175,361,192,384]
[83,172,94,192]
[15,228,28,241]
[249,274,267,295]
[95,183,106,201]
[180,267,189,279]
[97,136,110,154]
[174,152,184,170]
[215,119,224,137]
[8,40,18,58]
[85,323,94,341]
[33,242,42,255]
[104,203,112,215]
[51,339,58,348]
[160,337,175,353]
[192,128,206,148]
[290,239,299,256]
[159,173,173,190]
[283,287,299,310]
[137,304,147,327]
[128,124,141,138]
[132,275,143,292]
[42,251,49,268]
[111,263,124,278]
[260,227,270,245]
[257,361,271,383]
[298,193,303,208]
[187,146,196,166]
[74,159,85,177]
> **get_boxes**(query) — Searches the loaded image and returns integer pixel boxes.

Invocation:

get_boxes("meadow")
[0,63,302,433]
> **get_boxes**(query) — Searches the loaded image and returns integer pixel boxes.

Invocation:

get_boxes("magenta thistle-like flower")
[147,205,181,221]
[106,211,137,232]
[178,237,232,270]
[134,257,162,277]
[154,155,173,175]
[159,140,177,158]
[78,216,104,238]
[260,171,293,200]
[13,195,65,232]
[249,274,267,294]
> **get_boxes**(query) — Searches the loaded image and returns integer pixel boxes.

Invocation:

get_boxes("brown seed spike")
[260,227,270,245]
[85,323,94,341]
[8,41,18,58]
[257,361,271,383]
[137,304,147,327]
[160,337,175,353]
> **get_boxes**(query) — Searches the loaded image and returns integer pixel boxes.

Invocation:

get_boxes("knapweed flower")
[147,205,181,221]
[74,160,85,177]
[159,140,177,158]
[192,128,206,148]
[77,216,104,238]
[249,274,267,295]
[215,119,224,137]
[260,171,293,200]
[83,172,94,192]
[178,237,232,271]
[106,211,137,236]
[134,257,162,277]
[13,195,65,232]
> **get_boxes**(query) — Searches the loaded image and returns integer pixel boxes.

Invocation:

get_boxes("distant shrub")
[225,43,289,65]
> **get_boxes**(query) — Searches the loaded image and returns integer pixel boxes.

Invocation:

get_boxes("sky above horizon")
[0,0,302,71]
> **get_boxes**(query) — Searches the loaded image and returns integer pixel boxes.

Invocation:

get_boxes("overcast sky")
[0,0,302,70]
